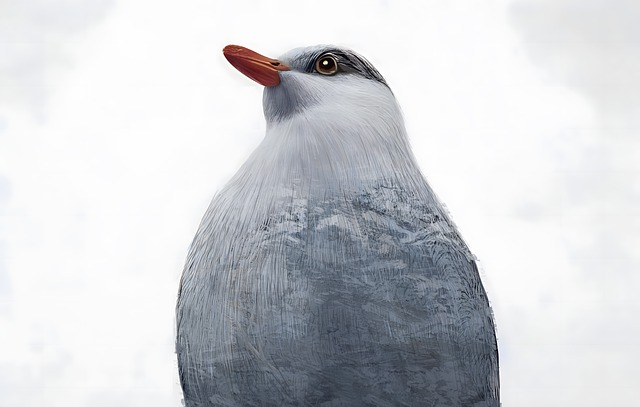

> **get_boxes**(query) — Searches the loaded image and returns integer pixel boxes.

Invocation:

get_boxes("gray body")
[176,46,499,406]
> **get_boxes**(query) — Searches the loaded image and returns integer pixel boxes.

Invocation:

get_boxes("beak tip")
[222,44,241,56]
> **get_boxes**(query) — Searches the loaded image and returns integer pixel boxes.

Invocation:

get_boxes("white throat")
[208,74,429,232]
[258,75,421,192]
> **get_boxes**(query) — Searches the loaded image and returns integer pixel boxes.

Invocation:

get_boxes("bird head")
[223,44,396,126]
[221,44,416,188]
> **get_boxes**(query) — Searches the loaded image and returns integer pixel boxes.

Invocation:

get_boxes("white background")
[1,0,638,406]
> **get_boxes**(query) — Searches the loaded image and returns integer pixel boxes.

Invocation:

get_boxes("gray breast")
[176,183,499,407]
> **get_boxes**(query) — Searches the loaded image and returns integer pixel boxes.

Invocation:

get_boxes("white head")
[262,46,392,123]
[222,44,423,193]
[224,44,394,120]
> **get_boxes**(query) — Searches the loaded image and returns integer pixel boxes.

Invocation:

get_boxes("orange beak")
[223,45,290,87]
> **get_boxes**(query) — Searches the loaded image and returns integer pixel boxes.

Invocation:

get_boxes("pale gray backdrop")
[1,0,638,406]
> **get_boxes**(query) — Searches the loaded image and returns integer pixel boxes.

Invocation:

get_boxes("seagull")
[176,44,500,406]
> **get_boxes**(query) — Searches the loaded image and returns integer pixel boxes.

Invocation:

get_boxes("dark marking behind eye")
[303,49,388,87]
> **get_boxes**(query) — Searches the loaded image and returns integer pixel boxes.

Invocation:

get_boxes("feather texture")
[176,46,500,406]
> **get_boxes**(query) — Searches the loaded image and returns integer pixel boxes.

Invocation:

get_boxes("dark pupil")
[320,57,335,71]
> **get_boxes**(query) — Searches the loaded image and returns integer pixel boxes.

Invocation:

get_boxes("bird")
[176,44,500,406]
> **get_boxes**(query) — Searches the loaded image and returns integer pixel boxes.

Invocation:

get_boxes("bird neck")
[204,104,434,242]
[253,105,422,195]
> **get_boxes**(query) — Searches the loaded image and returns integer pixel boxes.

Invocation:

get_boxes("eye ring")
[315,54,339,76]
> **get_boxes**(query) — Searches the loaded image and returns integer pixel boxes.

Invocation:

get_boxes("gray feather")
[177,45,500,406]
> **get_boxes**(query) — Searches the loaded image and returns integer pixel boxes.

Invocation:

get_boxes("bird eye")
[315,54,339,75]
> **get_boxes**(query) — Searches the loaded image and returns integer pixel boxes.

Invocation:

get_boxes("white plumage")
[177,45,499,406]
